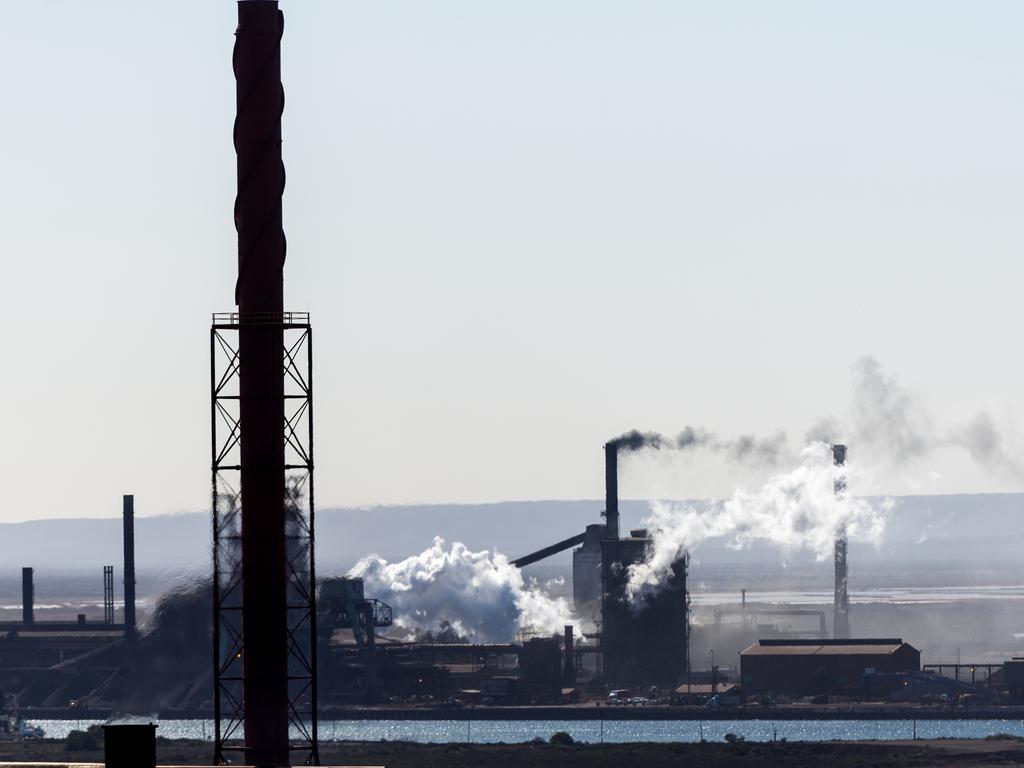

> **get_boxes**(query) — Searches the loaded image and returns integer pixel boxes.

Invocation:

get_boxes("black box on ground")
[103,723,157,768]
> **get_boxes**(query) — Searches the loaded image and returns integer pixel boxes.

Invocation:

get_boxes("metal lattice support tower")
[211,313,319,765]
[103,566,115,625]
[832,444,850,639]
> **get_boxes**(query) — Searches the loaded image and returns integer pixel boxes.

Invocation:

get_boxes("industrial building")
[570,524,603,622]
[599,443,689,687]
[0,496,139,707]
[510,441,690,690]
[316,577,579,705]
[740,638,921,696]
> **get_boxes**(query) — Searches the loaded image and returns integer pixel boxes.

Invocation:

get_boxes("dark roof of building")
[758,638,904,646]
[674,683,740,696]
[742,638,918,657]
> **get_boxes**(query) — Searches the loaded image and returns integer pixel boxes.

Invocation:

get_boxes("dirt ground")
[4,738,1024,767]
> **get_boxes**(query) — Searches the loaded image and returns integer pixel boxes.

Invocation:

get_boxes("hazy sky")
[2,1,1023,521]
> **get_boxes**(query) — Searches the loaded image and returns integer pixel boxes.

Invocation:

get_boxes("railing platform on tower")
[210,312,319,765]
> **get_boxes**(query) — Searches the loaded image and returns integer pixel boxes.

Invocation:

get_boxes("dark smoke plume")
[810,356,1024,481]
[609,430,670,452]
[850,356,932,462]
[609,427,789,467]
[952,411,1024,481]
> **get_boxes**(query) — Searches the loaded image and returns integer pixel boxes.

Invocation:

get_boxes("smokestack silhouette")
[123,495,136,635]
[604,443,619,540]
[563,625,576,685]
[832,444,850,639]
[233,2,289,765]
[21,567,33,625]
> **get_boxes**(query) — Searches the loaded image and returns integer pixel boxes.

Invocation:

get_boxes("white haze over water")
[627,442,892,601]
[350,538,572,642]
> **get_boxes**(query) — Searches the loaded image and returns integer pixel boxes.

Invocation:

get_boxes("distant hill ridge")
[0,493,1021,575]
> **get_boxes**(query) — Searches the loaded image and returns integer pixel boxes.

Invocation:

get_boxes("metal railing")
[212,311,310,326]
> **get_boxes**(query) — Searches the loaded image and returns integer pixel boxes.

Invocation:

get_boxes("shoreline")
[5,737,1024,767]
[23,704,1024,721]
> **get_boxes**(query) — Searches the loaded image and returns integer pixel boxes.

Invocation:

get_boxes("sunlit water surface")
[30,718,1024,743]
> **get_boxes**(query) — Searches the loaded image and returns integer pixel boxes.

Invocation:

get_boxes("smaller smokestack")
[604,443,619,540]
[21,567,33,625]
[832,443,847,492]
[123,494,137,635]
[562,625,576,685]
[832,444,850,639]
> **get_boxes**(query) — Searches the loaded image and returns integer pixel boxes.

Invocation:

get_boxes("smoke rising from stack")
[813,356,1024,480]
[626,442,891,600]
[952,412,1024,480]
[350,538,572,642]
[339,357,1020,634]
[612,358,1024,482]
[614,355,1024,601]
[609,427,789,466]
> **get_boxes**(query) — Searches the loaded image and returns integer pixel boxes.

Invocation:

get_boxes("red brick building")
[740,638,921,696]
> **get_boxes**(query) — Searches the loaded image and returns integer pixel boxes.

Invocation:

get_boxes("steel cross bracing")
[210,314,319,765]
[103,566,115,625]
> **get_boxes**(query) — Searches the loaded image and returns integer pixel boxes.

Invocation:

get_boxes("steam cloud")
[350,538,571,643]
[615,355,1024,601]
[350,357,1019,626]
[626,442,891,600]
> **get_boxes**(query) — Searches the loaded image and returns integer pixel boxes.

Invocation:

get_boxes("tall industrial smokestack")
[233,2,289,765]
[122,495,136,635]
[832,444,850,639]
[21,567,33,625]
[604,443,619,540]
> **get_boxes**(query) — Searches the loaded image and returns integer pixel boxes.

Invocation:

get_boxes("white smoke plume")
[626,442,892,600]
[350,538,572,643]
[607,356,1022,602]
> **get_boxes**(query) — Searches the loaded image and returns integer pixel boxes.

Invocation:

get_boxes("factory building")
[741,638,920,696]
[0,495,142,707]
[600,528,688,687]
[571,524,603,620]
[599,443,689,688]
[510,441,690,689]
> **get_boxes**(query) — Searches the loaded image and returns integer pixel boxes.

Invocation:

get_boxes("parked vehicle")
[0,716,44,740]
[706,693,740,709]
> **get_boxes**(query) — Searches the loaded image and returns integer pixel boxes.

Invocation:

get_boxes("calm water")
[30,718,1024,743]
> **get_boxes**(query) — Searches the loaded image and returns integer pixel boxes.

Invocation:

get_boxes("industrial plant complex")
[0,436,1020,739]
[2,2,1023,767]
